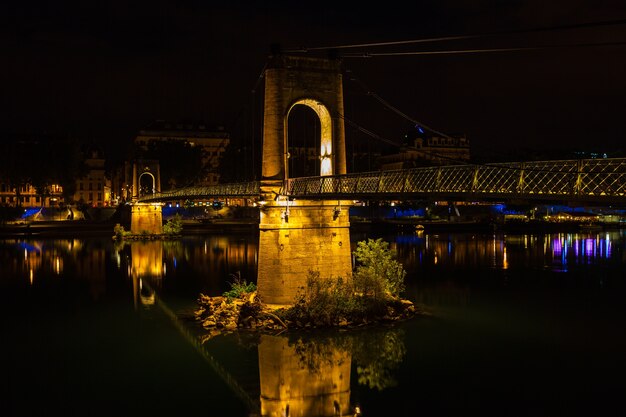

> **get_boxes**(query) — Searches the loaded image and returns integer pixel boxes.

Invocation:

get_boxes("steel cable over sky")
[301,62,607,175]
[340,41,626,57]
[241,45,622,187]
[345,69,455,140]
[282,17,626,167]
[284,18,626,52]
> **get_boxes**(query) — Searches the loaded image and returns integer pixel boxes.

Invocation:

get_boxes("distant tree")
[0,139,31,206]
[0,134,85,205]
[137,140,206,189]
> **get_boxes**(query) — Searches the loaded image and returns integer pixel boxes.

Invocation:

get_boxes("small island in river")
[193,238,425,339]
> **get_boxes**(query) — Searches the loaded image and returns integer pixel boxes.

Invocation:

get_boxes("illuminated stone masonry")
[257,54,352,305]
[257,198,353,305]
[130,203,163,235]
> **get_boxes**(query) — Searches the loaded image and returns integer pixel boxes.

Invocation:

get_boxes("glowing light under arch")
[287,98,333,176]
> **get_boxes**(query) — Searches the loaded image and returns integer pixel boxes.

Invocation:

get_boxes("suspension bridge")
[137,157,626,205]
[128,53,626,307]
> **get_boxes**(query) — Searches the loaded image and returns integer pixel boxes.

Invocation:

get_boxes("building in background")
[379,125,471,170]
[0,182,64,207]
[134,120,230,186]
[74,149,111,207]
[0,133,78,208]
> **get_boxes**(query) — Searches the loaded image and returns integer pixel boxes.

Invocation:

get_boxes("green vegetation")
[113,223,130,240]
[195,238,417,335]
[277,238,413,327]
[280,271,360,326]
[112,214,183,240]
[353,238,406,299]
[223,272,257,302]
[163,214,183,235]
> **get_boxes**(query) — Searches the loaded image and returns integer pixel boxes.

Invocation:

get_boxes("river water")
[2,228,625,416]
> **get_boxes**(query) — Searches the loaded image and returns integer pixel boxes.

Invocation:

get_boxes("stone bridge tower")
[130,159,163,234]
[257,54,353,305]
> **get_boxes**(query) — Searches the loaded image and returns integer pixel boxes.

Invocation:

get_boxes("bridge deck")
[137,158,626,205]
[283,158,626,204]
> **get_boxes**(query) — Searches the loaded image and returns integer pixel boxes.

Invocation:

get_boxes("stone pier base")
[257,199,353,305]
[130,203,163,235]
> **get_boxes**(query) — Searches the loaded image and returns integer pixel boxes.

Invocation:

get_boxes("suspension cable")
[284,18,626,52]
[340,41,626,58]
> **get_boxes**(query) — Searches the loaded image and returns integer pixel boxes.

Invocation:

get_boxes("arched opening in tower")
[287,104,321,178]
[138,172,156,197]
[287,99,333,178]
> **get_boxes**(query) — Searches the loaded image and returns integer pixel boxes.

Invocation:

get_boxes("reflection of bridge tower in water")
[129,241,164,308]
[258,334,352,417]
[257,54,353,305]
[130,159,163,234]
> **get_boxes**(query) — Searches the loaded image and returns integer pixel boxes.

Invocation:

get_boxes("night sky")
[3,1,626,161]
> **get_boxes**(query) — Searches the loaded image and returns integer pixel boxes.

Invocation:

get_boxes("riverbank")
[0,218,261,238]
[0,220,115,238]
[2,217,624,238]
[351,218,626,233]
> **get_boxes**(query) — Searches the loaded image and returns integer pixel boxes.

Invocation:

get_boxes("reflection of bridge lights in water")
[552,238,562,257]
[605,236,612,258]
[585,238,595,258]
[547,233,615,267]
[54,256,62,275]
[400,231,621,271]
[503,246,508,269]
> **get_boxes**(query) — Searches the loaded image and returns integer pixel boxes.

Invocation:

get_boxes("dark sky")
[3,0,626,160]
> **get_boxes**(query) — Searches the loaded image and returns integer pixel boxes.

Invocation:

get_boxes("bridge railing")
[137,181,260,203]
[282,158,626,201]
[135,158,626,204]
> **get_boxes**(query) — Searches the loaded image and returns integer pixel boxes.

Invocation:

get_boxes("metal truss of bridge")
[283,158,626,205]
[137,181,260,203]
[137,158,626,205]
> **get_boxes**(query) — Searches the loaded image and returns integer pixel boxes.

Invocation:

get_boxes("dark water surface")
[2,229,625,416]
